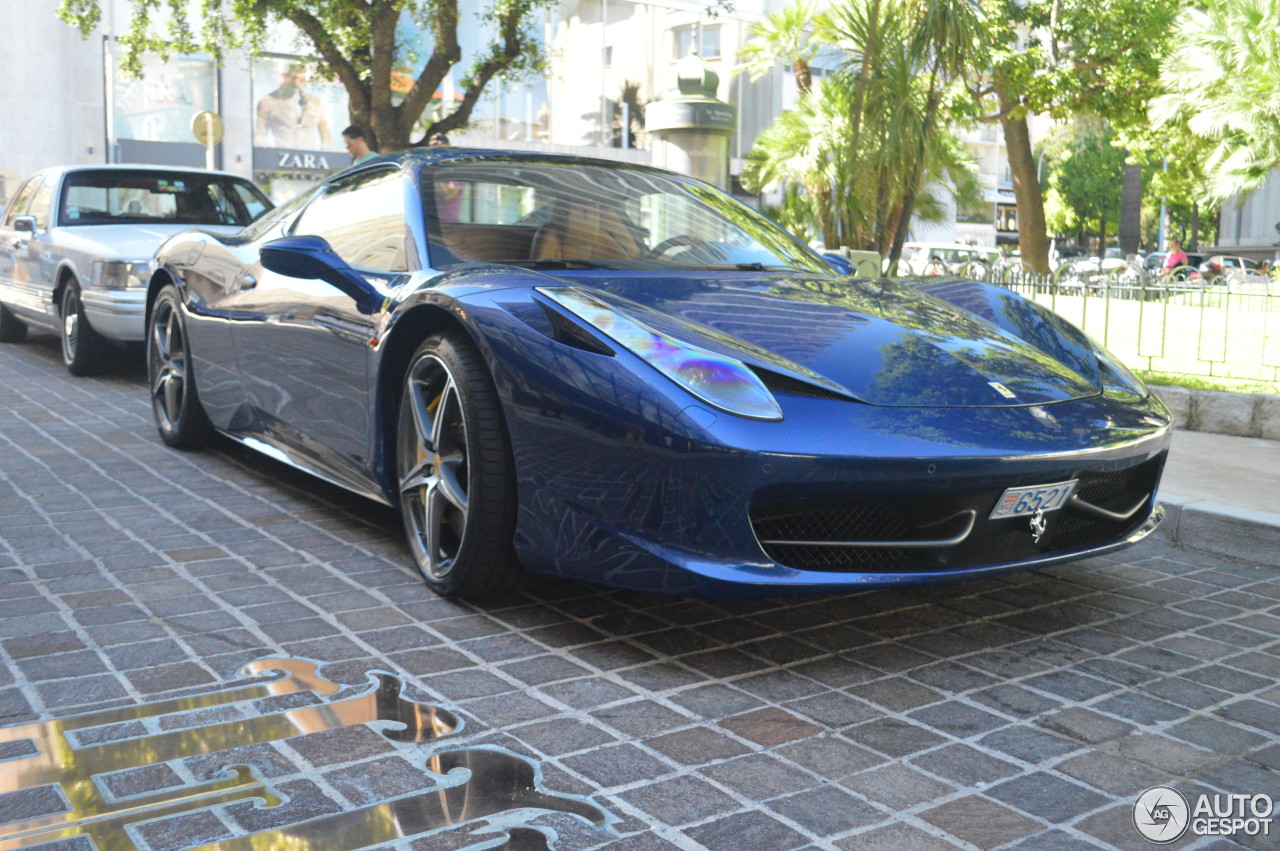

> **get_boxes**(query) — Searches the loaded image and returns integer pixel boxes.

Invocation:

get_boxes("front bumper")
[81,287,146,341]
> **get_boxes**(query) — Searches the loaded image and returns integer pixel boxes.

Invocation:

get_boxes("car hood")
[57,224,243,261]
[548,272,1101,408]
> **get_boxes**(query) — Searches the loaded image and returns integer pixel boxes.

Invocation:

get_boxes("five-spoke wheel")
[148,286,211,448]
[397,333,520,597]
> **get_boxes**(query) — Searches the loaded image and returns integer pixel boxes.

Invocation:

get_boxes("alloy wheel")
[399,353,470,579]
[149,299,187,433]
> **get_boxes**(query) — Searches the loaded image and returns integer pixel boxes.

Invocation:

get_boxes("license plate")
[990,480,1078,519]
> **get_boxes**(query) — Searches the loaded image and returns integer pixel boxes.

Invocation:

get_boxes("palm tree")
[1150,0,1280,201]
[742,0,984,261]
[737,0,824,94]
[742,70,981,257]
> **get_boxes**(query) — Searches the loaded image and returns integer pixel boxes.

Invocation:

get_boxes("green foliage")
[1150,0,1280,202]
[1050,120,1127,241]
[737,0,823,92]
[975,0,1179,123]
[56,0,551,150]
[740,0,984,257]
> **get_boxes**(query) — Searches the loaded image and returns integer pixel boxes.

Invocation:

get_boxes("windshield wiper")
[504,259,610,270]
[676,263,793,272]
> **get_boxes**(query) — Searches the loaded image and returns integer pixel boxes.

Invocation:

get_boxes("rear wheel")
[0,303,26,343]
[60,282,106,375]
[148,286,213,448]
[396,332,522,598]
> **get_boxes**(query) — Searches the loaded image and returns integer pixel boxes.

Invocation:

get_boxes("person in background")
[1162,238,1188,275]
[342,125,377,165]
[428,132,451,147]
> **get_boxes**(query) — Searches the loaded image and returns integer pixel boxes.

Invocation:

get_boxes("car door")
[0,175,55,322]
[0,177,39,298]
[225,166,411,484]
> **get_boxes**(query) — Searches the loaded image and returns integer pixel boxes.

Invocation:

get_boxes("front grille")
[751,453,1164,573]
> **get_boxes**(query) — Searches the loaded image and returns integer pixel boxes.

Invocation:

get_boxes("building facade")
[2,0,1020,248]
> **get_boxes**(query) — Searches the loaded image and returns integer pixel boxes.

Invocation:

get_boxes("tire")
[60,281,107,375]
[0,303,27,343]
[396,331,522,598]
[147,286,213,449]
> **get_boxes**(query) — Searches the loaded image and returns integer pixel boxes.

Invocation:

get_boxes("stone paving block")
[775,735,884,780]
[644,726,751,766]
[324,755,436,806]
[845,717,948,758]
[985,771,1110,824]
[979,725,1080,764]
[511,718,618,757]
[921,795,1044,849]
[560,743,670,788]
[718,707,824,748]
[841,763,955,810]
[699,753,821,799]
[910,744,1022,787]
[770,783,888,835]
[685,809,809,851]
[1036,707,1135,745]
[136,808,234,851]
[617,775,738,827]
[838,823,964,850]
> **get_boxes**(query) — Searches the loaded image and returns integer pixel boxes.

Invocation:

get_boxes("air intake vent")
[749,367,851,401]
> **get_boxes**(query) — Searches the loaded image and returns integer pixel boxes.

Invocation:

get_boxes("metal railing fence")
[948,263,1280,391]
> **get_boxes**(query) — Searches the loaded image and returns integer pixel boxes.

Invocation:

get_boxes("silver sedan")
[0,165,272,374]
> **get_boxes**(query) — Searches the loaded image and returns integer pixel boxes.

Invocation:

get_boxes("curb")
[1157,491,1280,567]
[1154,385,1280,440]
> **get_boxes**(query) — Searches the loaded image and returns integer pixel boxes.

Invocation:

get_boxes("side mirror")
[13,216,36,235]
[822,253,854,276]
[260,234,383,314]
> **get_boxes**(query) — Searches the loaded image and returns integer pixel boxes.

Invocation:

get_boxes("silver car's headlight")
[92,260,150,290]
[539,287,784,421]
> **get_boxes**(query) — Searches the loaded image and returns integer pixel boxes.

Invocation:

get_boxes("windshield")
[422,160,831,274]
[59,170,273,227]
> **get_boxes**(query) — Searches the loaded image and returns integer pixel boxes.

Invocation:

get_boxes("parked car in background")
[1195,255,1270,285]
[146,148,1170,599]
[900,242,1001,276]
[0,165,272,374]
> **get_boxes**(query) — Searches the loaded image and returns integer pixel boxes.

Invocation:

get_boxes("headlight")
[539,287,783,421]
[1090,337,1148,399]
[92,260,150,290]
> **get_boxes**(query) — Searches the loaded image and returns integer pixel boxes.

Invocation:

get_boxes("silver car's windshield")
[59,170,273,227]
[422,160,831,274]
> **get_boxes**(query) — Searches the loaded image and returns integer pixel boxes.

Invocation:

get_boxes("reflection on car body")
[0,165,272,374]
[146,148,1172,599]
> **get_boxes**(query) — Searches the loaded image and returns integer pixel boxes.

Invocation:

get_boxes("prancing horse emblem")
[1029,508,1047,543]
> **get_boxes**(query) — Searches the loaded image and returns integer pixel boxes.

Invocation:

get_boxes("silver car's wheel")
[148,286,212,448]
[397,333,520,597]
[60,282,105,375]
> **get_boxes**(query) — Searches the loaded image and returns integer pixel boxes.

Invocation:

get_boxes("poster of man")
[253,58,346,151]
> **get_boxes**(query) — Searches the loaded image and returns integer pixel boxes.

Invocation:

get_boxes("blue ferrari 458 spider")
[147,149,1171,597]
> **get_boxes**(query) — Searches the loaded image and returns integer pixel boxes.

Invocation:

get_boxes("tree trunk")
[1098,212,1107,263]
[1190,202,1200,250]
[1118,164,1142,255]
[996,92,1051,274]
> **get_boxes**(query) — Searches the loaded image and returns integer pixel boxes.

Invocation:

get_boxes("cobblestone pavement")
[1,334,1278,850]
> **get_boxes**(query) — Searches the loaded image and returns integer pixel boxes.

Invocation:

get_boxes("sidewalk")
[1158,429,1280,566]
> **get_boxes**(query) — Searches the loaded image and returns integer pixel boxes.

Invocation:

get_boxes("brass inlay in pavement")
[0,657,606,849]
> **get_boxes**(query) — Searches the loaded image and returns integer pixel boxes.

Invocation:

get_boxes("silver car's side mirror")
[13,216,36,234]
